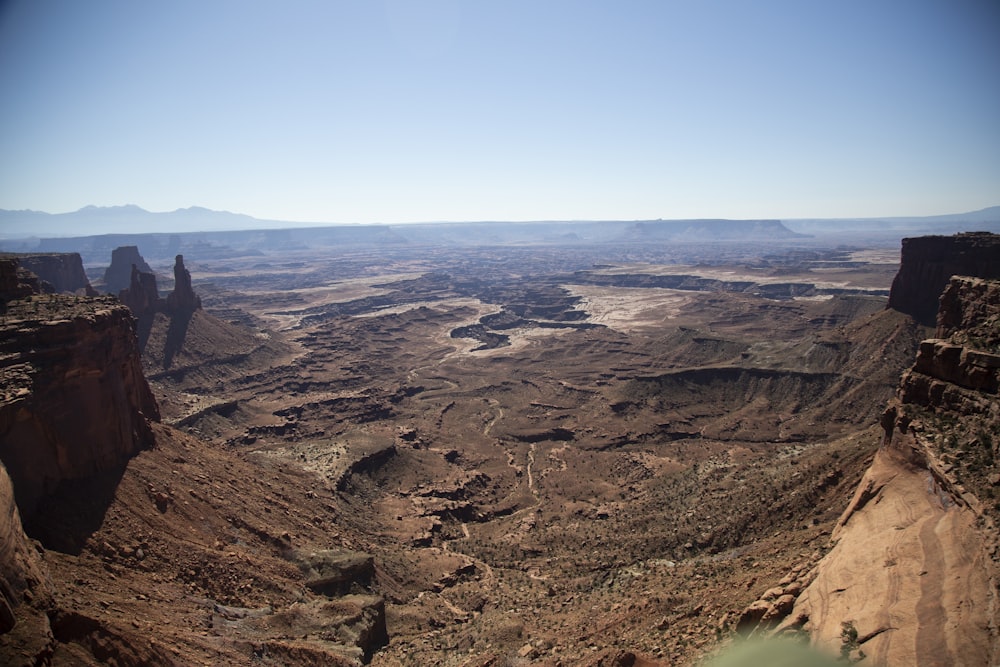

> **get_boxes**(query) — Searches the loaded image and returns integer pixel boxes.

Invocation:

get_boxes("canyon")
[1,225,998,666]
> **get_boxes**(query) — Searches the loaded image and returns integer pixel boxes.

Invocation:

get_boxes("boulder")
[298,550,375,596]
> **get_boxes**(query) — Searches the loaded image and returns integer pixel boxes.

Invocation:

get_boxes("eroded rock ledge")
[0,289,159,521]
[739,273,1000,665]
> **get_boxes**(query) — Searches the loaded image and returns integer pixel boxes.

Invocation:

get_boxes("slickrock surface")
[766,275,1000,665]
[778,440,994,665]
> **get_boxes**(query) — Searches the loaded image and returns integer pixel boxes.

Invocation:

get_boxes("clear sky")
[1,0,998,224]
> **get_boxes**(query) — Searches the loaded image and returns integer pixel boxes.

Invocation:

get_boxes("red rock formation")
[0,461,54,662]
[936,275,1000,347]
[118,264,160,317]
[772,275,1000,665]
[0,294,160,522]
[165,254,200,314]
[0,258,42,301]
[102,246,153,295]
[887,232,1000,325]
[14,253,96,297]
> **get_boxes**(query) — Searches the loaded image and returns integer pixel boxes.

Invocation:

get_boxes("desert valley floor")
[82,237,924,665]
[10,226,1000,665]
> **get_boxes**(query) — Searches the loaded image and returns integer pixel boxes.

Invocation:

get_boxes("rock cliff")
[765,274,1000,665]
[0,258,42,301]
[0,255,386,665]
[102,246,153,295]
[887,232,1000,325]
[12,253,96,296]
[0,461,53,662]
[0,259,159,522]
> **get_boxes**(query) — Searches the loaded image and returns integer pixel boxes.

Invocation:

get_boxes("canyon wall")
[13,253,95,296]
[0,461,53,661]
[887,232,1000,325]
[0,258,160,521]
[770,273,1000,665]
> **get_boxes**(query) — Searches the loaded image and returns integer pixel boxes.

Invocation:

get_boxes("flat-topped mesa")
[165,254,201,315]
[887,232,1000,326]
[103,245,153,295]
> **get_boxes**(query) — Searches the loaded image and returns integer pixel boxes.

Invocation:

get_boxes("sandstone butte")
[1,234,999,666]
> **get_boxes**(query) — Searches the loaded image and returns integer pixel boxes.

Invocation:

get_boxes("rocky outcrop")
[0,258,42,301]
[936,275,1000,347]
[119,263,160,318]
[764,275,1000,665]
[117,254,200,321]
[894,276,1000,413]
[775,439,995,664]
[116,254,202,362]
[298,550,376,596]
[14,253,96,296]
[0,293,160,522]
[887,232,1000,325]
[165,254,200,314]
[103,246,153,295]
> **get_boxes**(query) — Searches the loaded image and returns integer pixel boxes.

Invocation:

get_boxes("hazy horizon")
[2,1,999,224]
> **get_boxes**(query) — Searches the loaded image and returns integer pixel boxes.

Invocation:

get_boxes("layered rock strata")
[760,275,1000,665]
[0,266,159,521]
[12,253,95,296]
[1,254,387,665]
[102,245,153,295]
[887,232,1000,325]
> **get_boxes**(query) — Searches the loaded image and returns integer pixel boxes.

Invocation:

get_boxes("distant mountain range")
[0,205,298,239]
[1,204,998,242]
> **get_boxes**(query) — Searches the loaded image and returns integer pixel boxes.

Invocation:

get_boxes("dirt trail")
[483,399,503,437]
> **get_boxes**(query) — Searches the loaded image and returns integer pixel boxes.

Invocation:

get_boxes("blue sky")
[1,0,998,224]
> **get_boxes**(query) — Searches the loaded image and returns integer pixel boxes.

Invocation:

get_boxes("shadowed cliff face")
[102,245,154,295]
[0,461,53,644]
[0,287,159,528]
[887,232,1000,325]
[11,253,96,297]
